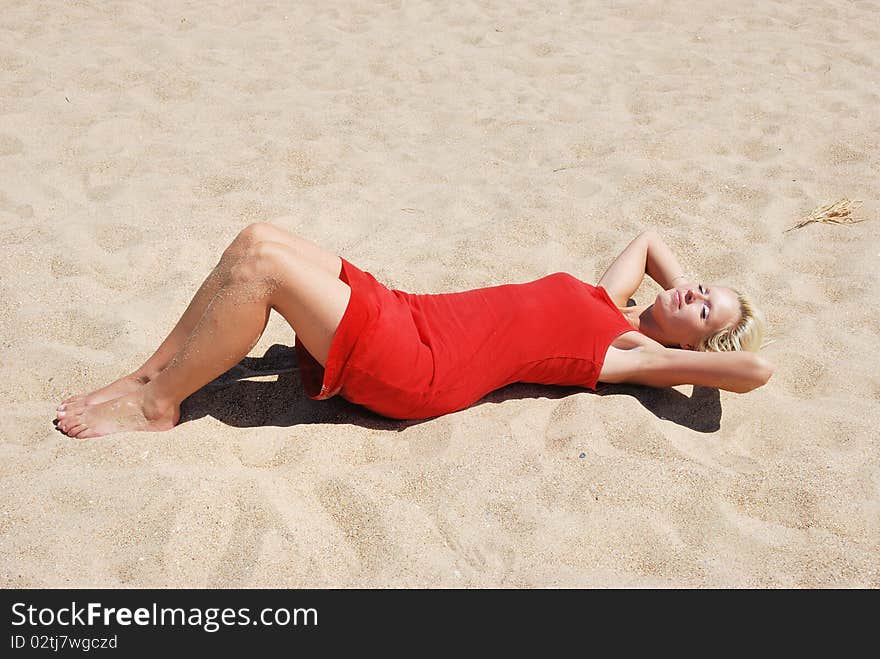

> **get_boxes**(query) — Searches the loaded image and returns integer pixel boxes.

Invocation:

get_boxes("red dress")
[294,257,634,420]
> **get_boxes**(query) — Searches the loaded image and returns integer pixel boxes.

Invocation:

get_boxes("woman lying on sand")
[54,224,773,438]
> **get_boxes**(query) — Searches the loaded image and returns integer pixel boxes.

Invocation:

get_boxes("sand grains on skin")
[56,389,179,439]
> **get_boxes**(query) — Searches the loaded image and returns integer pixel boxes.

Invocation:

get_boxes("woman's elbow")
[720,355,776,393]
[760,357,776,385]
[746,356,776,392]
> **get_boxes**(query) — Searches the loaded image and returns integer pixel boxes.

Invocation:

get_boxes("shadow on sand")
[181,344,722,434]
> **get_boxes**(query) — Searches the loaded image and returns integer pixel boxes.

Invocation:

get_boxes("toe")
[75,426,100,439]
[60,415,79,432]
[66,423,86,437]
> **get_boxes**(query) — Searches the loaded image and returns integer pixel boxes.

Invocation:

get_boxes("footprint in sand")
[0,133,23,156]
[315,478,393,571]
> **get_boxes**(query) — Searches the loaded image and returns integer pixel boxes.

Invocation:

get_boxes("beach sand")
[1,0,878,587]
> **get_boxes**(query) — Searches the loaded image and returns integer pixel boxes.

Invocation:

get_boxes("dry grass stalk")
[784,198,865,233]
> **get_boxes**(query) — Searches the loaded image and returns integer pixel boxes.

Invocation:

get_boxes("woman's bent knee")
[230,241,288,282]
[225,244,287,303]
[237,222,278,246]
[221,223,279,262]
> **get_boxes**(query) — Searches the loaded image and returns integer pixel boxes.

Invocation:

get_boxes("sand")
[1,0,878,587]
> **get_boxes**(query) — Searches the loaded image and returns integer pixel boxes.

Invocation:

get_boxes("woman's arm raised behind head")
[601,344,776,393]
[597,229,692,306]
[642,229,693,291]
[596,231,651,306]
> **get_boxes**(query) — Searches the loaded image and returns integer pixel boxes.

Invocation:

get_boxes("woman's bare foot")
[58,372,152,411]
[55,388,179,439]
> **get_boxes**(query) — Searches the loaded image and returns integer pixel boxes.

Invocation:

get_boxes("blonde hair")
[697,289,765,353]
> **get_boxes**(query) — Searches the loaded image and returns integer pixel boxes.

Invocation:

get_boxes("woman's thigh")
[240,240,350,367]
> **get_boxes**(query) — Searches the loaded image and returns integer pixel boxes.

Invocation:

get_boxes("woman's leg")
[56,240,351,438]
[59,222,341,408]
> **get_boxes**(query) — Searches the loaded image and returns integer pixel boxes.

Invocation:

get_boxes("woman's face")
[653,281,741,349]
